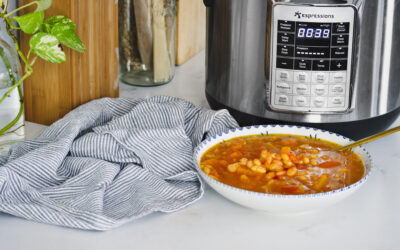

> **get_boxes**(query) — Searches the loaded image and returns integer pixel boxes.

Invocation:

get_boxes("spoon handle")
[336,125,400,151]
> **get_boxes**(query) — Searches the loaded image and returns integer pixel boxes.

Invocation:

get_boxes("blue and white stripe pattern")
[0,96,238,230]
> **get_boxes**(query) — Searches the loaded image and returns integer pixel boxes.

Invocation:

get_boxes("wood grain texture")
[175,0,206,65]
[20,0,119,125]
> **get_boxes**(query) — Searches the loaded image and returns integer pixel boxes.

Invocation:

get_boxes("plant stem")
[0,34,32,106]
[7,21,20,30]
[1,0,8,14]
[0,46,16,84]
[0,86,24,135]
[4,16,31,70]
[0,124,24,137]
[0,7,32,138]
[0,39,25,137]
[0,44,29,107]
[0,72,30,105]
[4,1,37,18]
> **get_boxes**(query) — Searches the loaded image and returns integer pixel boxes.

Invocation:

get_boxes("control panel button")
[312,85,328,96]
[277,45,294,57]
[333,22,350,33]
[331,47,348,58]
[329,71,347,83]
[329,84,346,95]
[312,72,329,84]
[293,84,310,95]
[275,82,292,94]
[276,69,293,82]
[276,57,294,69]
[332,34,349,46]
[330,60,347,71]
[277,33,295,44]
[294,71,311,83]
[311,97,327,108]
[275,94,291,106]
[278,20,295,32]
[312,60,330,71]
[294,59,312,70]
[294,96,309,107]
[328,96,345,107]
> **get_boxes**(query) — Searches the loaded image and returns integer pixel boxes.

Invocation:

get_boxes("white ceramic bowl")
[193,125,373,214]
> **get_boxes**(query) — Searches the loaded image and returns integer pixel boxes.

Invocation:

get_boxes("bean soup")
[200,134,365,195]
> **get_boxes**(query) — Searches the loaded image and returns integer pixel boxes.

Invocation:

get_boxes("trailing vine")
[0,0,85,136]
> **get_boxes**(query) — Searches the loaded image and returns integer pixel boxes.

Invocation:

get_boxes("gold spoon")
[336,125,400,151]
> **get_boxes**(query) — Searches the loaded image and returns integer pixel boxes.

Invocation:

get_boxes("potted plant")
[0,0,85,153]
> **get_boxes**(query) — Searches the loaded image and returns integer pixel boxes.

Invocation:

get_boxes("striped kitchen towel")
[0,96,238,230]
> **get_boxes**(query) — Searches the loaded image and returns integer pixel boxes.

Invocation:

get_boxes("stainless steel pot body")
[205,0,400,131]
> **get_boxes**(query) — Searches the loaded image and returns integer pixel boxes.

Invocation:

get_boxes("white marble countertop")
[1,51,400,250]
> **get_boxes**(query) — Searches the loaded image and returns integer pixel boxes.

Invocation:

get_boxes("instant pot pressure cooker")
[204,0,400,139]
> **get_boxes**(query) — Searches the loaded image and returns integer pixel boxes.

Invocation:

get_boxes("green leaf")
[14,11,44,34]
[29,33,66,63]
[42,15,76,33]
[51,23,85,52]
[35,0,52,12]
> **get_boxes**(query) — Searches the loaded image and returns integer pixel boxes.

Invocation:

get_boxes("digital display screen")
[296,22,332,46]
[297,28,330,39]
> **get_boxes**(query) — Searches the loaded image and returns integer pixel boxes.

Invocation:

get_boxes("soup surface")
[200,134,365,195]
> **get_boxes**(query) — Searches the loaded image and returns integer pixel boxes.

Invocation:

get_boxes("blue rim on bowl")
[193,124,373,199]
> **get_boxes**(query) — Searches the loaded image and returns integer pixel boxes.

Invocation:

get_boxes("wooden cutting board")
[19,0,119,125]
[175,0,206,65]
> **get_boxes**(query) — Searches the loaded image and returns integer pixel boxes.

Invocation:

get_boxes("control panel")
[269,4,356,113]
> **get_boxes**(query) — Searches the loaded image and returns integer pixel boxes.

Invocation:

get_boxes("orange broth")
[200,134,365,195]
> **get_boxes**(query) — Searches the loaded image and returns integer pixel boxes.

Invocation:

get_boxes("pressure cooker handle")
[203,0,213,7]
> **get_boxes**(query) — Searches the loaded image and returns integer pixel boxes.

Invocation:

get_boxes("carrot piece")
[230,151,241,158]
[240,174,250,183]
[297,185,305,194]
[319,161,341,168]
[281,146,291,154]
[313,174,329,191]
[289,153,298,162]
[281,186,299,194]
[204,159,218,165]
[282,139,297,146]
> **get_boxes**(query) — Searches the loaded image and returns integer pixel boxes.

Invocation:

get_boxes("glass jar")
[119,0,176,86]
[0,38,24,155]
